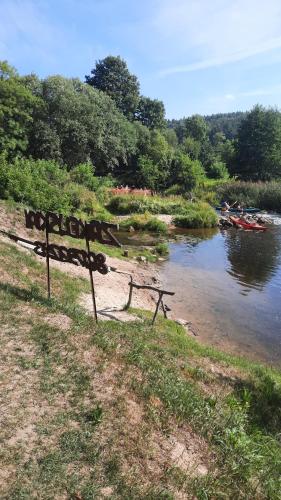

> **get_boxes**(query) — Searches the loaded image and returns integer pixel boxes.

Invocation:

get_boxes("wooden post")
[45,213,51,299]
[152,292,164,325]
[86,236,98,322]
[125,278,133,310]
[161,299,167,319]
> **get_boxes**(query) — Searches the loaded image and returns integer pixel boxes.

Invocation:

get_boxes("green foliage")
[136,155,161,191]
[235,105,281,180]
[0,60,38,158]
[85,55,140,119]
[25,75,137,175]
[120,213,168,233]
[69,163,96,190]
[205,111,247,141]
[155,242,169,255]
[171,152,206,192]
[181,136,201,160]
[173,202,218,228]
[0,156,111,218]
[207,161,229,179]
[184,114,209,142]
[107,194,188,215]
[217,180,281,211]
[136,95,165,129]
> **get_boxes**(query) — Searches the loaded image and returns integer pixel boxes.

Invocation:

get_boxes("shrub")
[0,157,113,219]
[107,194,188,215]
[217,181,281,211]
[155,242,169,255]
[207,161,229,179]
[70,163,96,190]
[173,202,218,228]
[120,213,168,233]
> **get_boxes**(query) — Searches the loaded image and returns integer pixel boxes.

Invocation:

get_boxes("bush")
[155,242,169,255]
[0,156,113,219]
[69,163,96,190]
[120,213,168,233]
[107,194,188,215]
[207,161,229,179]
[173,202,218,228]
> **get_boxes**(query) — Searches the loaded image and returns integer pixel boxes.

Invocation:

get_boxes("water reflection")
[224,228,281,293]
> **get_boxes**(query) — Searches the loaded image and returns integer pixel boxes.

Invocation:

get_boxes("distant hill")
[168,111,247,142]
[204,111,247,141]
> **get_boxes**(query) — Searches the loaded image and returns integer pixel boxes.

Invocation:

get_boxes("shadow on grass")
[0,281,52,307]
[233,374,281,436]
[0,280,85,318]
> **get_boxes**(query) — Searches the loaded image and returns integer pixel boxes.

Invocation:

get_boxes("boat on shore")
[215,206,260,213]
[229,216,267,231]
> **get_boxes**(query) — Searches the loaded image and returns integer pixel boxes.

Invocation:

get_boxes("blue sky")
[1,0,281,119]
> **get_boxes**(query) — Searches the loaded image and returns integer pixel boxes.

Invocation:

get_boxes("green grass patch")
[106,194,189,215]
[120,213,168,234]
[173,201,218,228]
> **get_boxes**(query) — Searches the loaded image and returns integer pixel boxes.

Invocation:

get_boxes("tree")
[171,153,205,192]
[135,96,165,129]
[0,61,37,158]
[181,136,201,160]
[235,105,281,180]
[136,155,160,190]
[85,56,140,120]
[25,75,137,173]
[207,161,229,179]
[184,115,209,142]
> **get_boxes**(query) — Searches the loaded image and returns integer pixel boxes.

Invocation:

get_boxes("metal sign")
[0,211,122,322]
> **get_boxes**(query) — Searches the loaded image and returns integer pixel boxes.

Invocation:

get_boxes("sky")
[1,0,281,119]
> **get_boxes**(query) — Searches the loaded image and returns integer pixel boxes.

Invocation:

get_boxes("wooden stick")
[130,282,174,296]
[45,214,51,299]
[85,237,98,322]
[152,292,164,325]
[124,278,133,310]
[161,299,167,319]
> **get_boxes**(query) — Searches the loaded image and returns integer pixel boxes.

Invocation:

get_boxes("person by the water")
[221,200,230,212]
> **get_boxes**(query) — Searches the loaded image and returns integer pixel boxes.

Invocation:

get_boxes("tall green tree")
[235,105,281,180]
[0,61,37,158]
[24,75,137,173]
[135,96,165,129]
[85,56,140,120]
[171,152,205,191]
[184,115,209,142]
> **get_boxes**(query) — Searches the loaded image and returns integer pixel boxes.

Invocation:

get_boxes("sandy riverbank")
[0,204,164,321]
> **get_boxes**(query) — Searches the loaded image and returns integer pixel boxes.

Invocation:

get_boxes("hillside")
[0,203,280,499]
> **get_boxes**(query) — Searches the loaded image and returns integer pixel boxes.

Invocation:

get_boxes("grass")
[0,238,280,498]
[106,194,189,215]
[173,202,218,228]
[119,213,168,234]
[217,180,281,211]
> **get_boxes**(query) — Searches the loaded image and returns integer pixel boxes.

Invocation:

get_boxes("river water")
[158,219,281,366]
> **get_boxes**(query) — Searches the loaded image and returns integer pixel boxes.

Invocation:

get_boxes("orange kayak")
[230,216,267,231]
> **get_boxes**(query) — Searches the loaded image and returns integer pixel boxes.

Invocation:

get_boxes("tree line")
[1,56,281,191]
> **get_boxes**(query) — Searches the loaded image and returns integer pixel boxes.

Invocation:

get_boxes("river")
[158,218,281,366]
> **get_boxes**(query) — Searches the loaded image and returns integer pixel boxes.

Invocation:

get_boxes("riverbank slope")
[0,214,280,498]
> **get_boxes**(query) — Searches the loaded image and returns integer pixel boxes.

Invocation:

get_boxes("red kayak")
[230,216,267,231]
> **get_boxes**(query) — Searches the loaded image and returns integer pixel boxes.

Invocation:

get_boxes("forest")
[1,56,281,216]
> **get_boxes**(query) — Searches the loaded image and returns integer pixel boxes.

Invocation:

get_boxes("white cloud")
[154,0,281,74]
